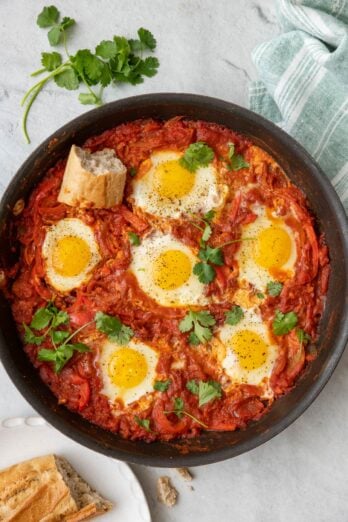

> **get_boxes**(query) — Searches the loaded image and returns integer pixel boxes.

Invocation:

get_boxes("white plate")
[0,416,151,522]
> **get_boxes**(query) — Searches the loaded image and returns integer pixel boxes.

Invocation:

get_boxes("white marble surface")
[0,1,347,521]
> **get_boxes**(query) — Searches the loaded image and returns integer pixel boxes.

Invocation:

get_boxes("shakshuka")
[2,118,330,441]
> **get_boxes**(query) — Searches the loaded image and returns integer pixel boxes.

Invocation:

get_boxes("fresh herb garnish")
[225,305,244,326]
[179,310,216,345]
[193,245,224,284]
[164,397,208,428]
[154,379,171,392]
[179,142,215,172]
[273,310,298,335]
[22,6,159,142]
[134,416,152,432]
[297,329,311,344]
[128,231,141,246]
[186,380,222,406]
[256,292,265,299]
[95,311,133,345]
[267,281,283,297]
[227,143,249,171]
[129,167,137,177]
[23,304,91,373]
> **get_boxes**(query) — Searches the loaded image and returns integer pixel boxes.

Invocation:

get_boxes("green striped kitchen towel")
[249,0,348,213]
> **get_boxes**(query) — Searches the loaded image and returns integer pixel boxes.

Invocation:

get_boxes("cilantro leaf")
[23,324,44,345]
[30,307,53,330]
[199,245,224,266]
[179,310,215,344]
[273,310,298,335]
[197,381,222,406]
[204,209,215,222]
[297,329,311,344]
[38,345,73,373]
[128,232,141,246]
[227,142,249,171]
[37,5,59,27]
[129,167,137,177]
[135,416,152,432]
[154,380,171,392]
[51,330,70,344]
[135,57,159,78]
[54,68,79,90]
[202,223,212,242]
[51,310,69,328]
[41,51,62,71]
[267,281,283,297]
[67,342,90,352]
[96,40,117,59]
[186,380,199,394]
[193,262,216,284]
[60,17,75,31]
[225,305,244,326]
[173,397,184,418]
[95,311,133,345]
[186,379,222,406]
[78,93,100,105]
[257,292,265,299]
[179,142,215,172]
[138,28,156,51]
[47,25,61,46]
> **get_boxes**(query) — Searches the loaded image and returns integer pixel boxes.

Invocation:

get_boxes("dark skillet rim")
[0,93,347,467]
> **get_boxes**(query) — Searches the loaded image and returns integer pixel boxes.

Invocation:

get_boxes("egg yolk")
[155,160,195,199]
[153,249,192,290]
[230,330,268,370]
[254,226,291,269]
[108,347,148,389]
[52,236,91,277]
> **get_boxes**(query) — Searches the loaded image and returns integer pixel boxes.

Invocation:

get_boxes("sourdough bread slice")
[58,145,127,208]
[0,454,112,521]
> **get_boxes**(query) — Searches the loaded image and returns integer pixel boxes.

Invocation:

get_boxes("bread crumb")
[157,476,178,507]
[176,467,193,481]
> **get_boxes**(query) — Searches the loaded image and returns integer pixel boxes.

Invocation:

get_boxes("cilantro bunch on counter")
[21,5,160,142]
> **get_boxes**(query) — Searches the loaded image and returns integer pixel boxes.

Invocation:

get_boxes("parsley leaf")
[41,51,62,71]
[128,232,141,246]
[135,416,152,432]
[187,379,222,406]
[227,142,249,171]
[37,6,59,27]
[23,324,44,345]
[138,28,157,51]
[267,281,283,297]
[225,305,244,326]
[54,68,79,90]
[154,380,171,392]
[95,311,133,345]
[179,310,215,344]
[193,262,216,284]
[273,310,298,335]
[297,329,311,344]
[179,142,215,172]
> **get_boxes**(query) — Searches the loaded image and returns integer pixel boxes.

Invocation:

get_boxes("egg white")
[130,232,208,307]
[214,308,278,392]
[42,218,100,292]
[236,207,297,292]
[99,339,159,406]
[132,150,224,219]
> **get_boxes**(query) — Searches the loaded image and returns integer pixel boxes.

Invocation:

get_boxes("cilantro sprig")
[272,310,298,335]
[179,142,215,172]
[225,305,244,326]
[164,397,208,428]
[128,232,141,246]
[23,304,91,373]
[267,281,283,297]
[154,380,171,392]
[179,310,216,345]
[226,143,249,171]
[297,329,311,345]
[186,380,222,406]
[22,6,159,143]
[135,415,152,432]
[95,311,133,345]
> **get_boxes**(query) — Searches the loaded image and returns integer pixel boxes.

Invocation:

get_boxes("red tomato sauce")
[2,118,329,442]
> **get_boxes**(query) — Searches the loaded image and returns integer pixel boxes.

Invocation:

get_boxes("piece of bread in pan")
[0,454,112,521]
[58,145,127,208]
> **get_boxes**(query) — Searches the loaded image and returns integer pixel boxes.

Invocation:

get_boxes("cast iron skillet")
[0,94,347,467]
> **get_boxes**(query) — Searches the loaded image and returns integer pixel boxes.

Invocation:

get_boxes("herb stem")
[189,221,204,232]
[79,70,101,104]
[61,319,95,346]
[30,67,47,77]
[164,410,208,429]
[21,62,69,106]
[218,237,256,248]
[22,84,44,143]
